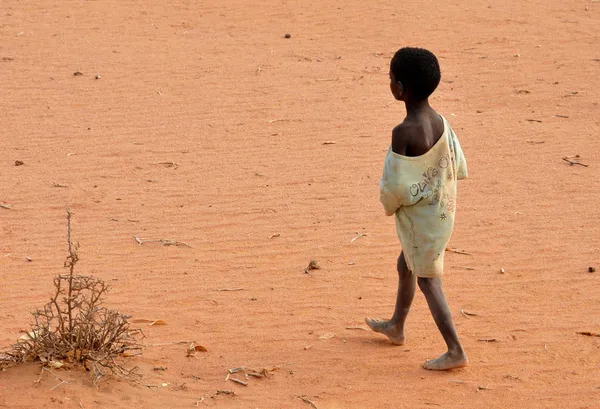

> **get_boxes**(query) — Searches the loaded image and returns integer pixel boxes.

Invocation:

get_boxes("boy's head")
[389,47,440,101]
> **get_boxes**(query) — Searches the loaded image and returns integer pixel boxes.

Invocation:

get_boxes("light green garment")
[379,116,468,277]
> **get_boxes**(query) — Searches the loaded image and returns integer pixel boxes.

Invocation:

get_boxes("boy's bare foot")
[364,318,405,345]
[423,351,468,371]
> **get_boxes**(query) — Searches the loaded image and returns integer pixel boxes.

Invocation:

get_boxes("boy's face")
[389,72,403,101]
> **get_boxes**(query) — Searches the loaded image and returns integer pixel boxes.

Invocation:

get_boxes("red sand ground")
[1,0,599,408]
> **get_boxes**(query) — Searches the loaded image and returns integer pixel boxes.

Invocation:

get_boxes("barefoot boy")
[365,47,468,371]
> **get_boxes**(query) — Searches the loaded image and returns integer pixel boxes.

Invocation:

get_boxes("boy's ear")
[396,81,404,96]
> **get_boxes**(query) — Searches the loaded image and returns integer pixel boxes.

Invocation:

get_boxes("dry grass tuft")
[0,209,143,385]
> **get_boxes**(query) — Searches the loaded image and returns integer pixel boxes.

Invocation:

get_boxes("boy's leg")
[365,252,416,345]
[417,276,468,370]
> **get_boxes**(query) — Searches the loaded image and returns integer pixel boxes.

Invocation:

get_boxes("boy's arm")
[380,183,402,216]
[452,131,468,180]
[379,125,410,216]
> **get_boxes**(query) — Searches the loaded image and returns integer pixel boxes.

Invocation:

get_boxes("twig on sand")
[576,331,600,337]
[216,389,236,396]
[44,368,72,391]
[153,161,179,169]
[345,326,369,331]
[50,380,68,391]
[315,78,339,82]
[350,232,368,243]
[298,395,319,409]
[445,248,472,256]
[133,236,193,248]
[144,341,191,347]
[268,118,302,123]
[216,287,245,292]
[460,309,478,318]
[562,155,588,167]
[0,203,13,210]
[158,239,193,248]
[229,378,248,386]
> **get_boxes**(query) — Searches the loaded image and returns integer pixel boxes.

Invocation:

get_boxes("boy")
[365,47,469,371]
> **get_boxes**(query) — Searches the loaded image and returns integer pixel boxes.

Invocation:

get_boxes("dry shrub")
[0,209,143,384]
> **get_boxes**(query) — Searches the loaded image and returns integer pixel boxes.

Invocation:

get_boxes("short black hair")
[390,47,441,100]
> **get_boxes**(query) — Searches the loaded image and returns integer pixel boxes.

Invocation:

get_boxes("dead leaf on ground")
[46,360,64,369]
[131,318,154,323]
[186,342,208,357]
[318,332,336,340]
[304,260,320,273]
[257,366,279,377]
[149,320,168,326]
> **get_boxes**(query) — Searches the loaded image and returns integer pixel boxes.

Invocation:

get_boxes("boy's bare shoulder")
[391,122,419,156]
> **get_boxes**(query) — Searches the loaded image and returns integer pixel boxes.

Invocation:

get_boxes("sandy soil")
[1,0,600,407]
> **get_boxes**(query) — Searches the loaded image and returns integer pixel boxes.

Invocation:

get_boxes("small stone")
[73,71,83,76]
[95,74,101,79]
[25,256,32,262]
[589,267,596,273]
[500,268,505,274]
[14,160,24,166]
[284,33,291,38]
